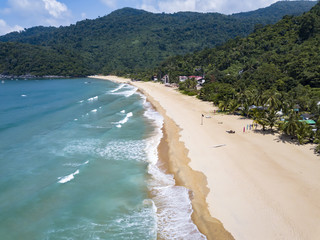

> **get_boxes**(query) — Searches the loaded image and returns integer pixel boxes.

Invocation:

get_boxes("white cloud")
[100,0,117,8]
[158,0,196,13]
[5,0,71,27]
[8,0,42,13]
[43,0,68,18]
[10,0,32,9]
[140,0,279,14]
[0,19,23,35]
[140,0,159,12]
[81,12,87,19]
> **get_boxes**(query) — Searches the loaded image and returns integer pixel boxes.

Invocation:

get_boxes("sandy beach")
[90,75,320,240]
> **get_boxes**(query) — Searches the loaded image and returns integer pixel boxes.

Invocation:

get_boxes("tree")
[263,89,281,111]
[280,110,300,136]
[265,109,278,130]
[296,122,312,145]
[219,100,229,112]
[228,99,239,114]
[253,109,268,131]
[299,14,315,41]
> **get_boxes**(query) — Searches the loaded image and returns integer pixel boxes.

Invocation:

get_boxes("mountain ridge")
[0,1,317,76]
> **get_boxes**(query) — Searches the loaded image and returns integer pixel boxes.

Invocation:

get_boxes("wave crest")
[58,169,80,184]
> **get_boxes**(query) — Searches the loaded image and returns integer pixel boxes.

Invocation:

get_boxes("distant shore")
[0,74,75,79]
[89,75,320,240]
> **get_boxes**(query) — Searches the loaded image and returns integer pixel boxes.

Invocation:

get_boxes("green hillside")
[154,2,320,147]
[233,1,317,22]
[0,1,316,77]
[157,2,320,89]
[0,42,92,77]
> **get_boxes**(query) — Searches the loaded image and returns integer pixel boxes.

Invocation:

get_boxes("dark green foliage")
[179,78,198,95]
[0,42,92,76]
[233,1,316,23]
[156,2,320,148]
[0,1,316,76]
[158,2,320,90]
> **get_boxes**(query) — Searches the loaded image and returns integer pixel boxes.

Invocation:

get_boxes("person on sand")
[243,127,245,133]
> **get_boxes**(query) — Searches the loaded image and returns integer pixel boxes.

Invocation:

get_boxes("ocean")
[0,78,205,240]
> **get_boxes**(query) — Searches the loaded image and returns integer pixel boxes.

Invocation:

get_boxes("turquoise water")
[0,78,205,240]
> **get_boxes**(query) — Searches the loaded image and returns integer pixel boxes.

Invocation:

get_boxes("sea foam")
[110,84,125,93]
[63,161,89,167]
[142,96,206,239]
[111,85,138,98]
[58,169,80,184]
[87,96,98,101]
[114,112,133,128]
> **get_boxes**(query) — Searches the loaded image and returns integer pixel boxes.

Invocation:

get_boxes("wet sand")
[90,75,320,240]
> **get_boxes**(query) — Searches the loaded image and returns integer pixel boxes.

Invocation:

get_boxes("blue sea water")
[0,78,205,240]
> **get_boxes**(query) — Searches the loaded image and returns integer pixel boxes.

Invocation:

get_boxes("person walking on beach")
[201,114,204,125]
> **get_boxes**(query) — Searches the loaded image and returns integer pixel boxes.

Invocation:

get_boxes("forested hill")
[156,2,320,90]
[159,2,320,148]
[233,1,317,23]
[0,42,91,77]
[0,1,317,77]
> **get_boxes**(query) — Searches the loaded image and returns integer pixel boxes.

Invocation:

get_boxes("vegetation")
[155,2,320,151]
[0,42,92,77]
[0,1,316,76]
[1,1,320,150]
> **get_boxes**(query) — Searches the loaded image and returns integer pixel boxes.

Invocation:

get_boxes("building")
[179,76,188,82]
[162,74,169,84]
[179,75,205,85]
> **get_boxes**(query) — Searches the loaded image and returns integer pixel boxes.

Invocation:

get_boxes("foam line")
[58,169,80,184]
[110,84,125,93]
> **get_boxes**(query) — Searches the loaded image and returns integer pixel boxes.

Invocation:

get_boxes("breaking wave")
[58,169,80,184]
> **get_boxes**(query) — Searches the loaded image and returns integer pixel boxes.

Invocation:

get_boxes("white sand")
[90,75,320,240]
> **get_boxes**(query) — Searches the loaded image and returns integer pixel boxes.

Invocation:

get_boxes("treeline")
[153,2,320,148]
[0,1,317,76]
[0,42,92,77]
[156,2,320,89]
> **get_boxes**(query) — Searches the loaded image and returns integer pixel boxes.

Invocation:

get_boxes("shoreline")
[89,75,320,240]
[138,83,233,239]
[89,75,231,238]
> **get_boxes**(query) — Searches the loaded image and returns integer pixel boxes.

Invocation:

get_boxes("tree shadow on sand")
[254,129,319,155]
[276,134,320,155]
[253,128,278,136]
[253,129,298,144]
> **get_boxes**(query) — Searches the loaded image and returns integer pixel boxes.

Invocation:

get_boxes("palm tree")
[240,103,250,117]
[263,89,281,111]
[253,109,268,131]
[244,88,258,106]
[228,99,239,114]
[280,109,300,136]
[265,109,278,130]
[313,117,320,152]
[218,100,228,112]
[296,122,312,145]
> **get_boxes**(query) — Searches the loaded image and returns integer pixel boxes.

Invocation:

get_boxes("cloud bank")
[100,0,117,8]
[141,0,279,14]
[43,0,68,18]
[0,19,23,35]
[0,0,71,34]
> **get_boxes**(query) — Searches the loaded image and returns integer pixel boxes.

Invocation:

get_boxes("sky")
[0,0,287,35]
